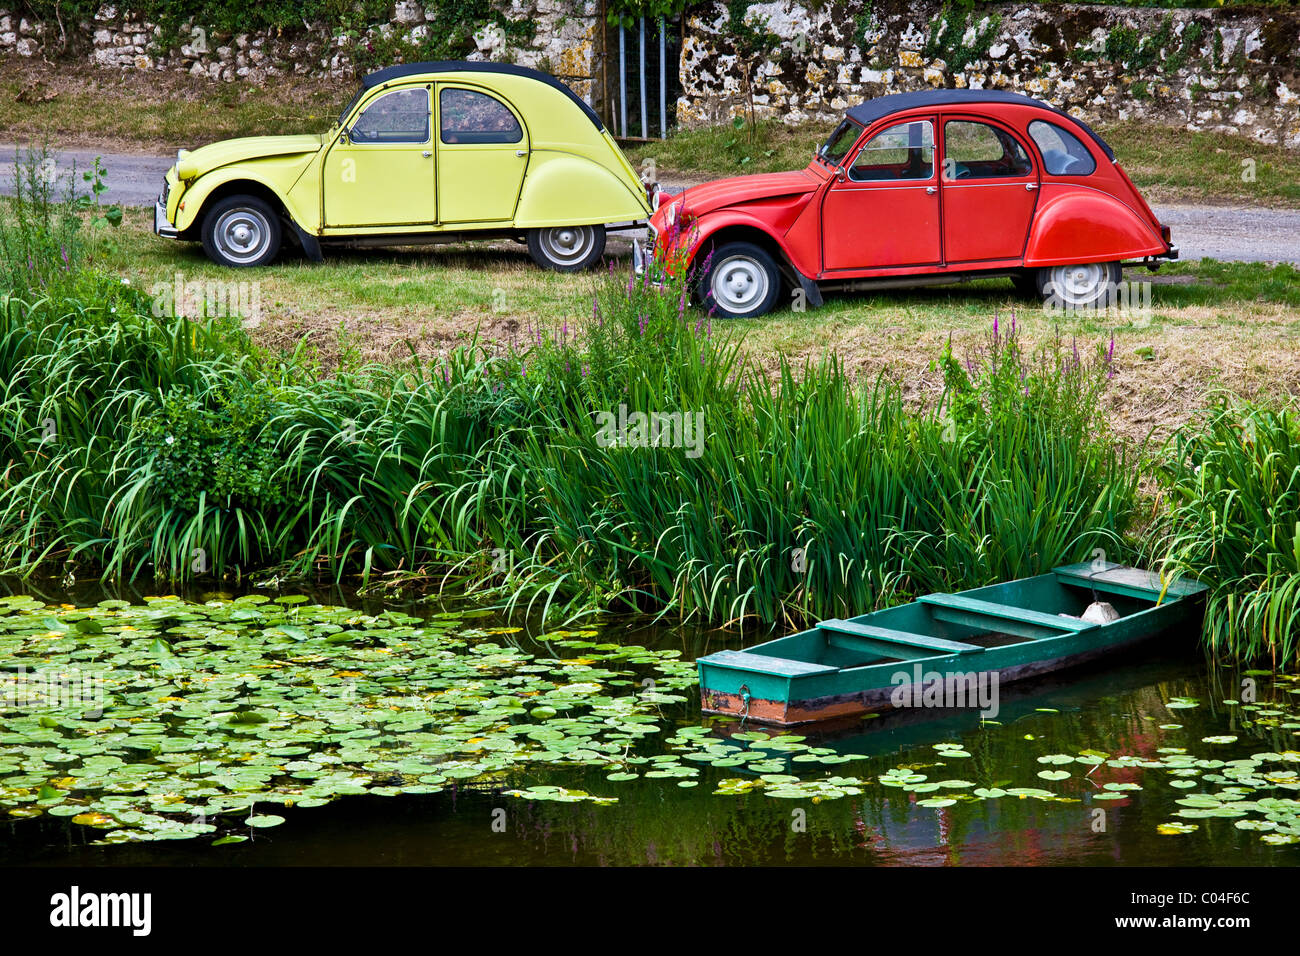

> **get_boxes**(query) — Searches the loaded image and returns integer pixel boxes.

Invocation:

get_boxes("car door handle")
[422,151,431,158]
[926,186,937,194]
[516,150,527,157]
[1026,183,1038,190]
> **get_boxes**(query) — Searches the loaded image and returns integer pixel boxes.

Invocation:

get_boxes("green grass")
[0,59,341,149]
[1151,398,1300,664]
[0,237,1140,634]
[2,169,1299,658]
[82,204,1300,447]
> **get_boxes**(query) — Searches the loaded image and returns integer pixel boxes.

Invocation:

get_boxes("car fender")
[683,209,816,279]
[174,154,318,233]
[514,151,651,227]
[1023,185,1165,266]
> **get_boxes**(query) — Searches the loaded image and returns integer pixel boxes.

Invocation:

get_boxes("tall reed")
[0,185,1138,630]
[1150,398,1300,665]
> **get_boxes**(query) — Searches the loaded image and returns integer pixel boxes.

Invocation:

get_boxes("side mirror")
[835,166,847,182]
[339,128,351,144]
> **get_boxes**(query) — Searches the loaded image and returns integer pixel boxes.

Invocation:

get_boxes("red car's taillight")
[1160,223,1172,244]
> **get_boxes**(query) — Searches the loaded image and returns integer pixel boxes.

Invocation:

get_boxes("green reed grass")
[0,270,1139,631]
[0,169,1140,630]
[1150,398,1300,665]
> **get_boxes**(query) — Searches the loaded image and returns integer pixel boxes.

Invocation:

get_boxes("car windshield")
[820,119,862,165]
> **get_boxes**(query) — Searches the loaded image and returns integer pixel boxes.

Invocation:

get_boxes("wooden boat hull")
[697,563,1206,727]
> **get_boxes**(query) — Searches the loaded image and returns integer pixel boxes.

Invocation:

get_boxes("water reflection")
[1,577,1297,867]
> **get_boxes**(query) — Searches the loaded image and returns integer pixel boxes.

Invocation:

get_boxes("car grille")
[160,178,170,208]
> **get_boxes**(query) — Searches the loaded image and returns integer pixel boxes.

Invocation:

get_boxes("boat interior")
[739,564,1193,674]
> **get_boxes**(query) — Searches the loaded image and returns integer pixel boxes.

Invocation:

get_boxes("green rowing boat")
[697,561,1207,726]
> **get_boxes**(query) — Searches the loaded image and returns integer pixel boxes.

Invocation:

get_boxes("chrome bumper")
[154,199,179,239]
[631,237,647,275]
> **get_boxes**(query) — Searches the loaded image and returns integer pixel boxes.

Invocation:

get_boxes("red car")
[643,89,1177,319]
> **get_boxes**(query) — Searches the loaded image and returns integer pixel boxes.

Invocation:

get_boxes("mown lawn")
[101,206,1300,444]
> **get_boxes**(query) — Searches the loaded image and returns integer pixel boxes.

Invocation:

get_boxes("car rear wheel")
[701,242,782,319]
[527,224,606,271]
[201,195,282,268]
[1038,261,1121,310]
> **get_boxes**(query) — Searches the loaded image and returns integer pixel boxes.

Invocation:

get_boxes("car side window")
[1027,120,1097,176]
[943,120,1032,179]
[350,88,430,144]
[440,89,523,145]
[849,121,933,181]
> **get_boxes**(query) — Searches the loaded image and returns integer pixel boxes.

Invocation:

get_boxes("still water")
[3,578,1298,866]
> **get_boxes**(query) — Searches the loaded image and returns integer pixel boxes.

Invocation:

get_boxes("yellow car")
[154,60,654,271]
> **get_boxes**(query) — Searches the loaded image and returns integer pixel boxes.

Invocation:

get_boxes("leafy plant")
[1150,399,1300,666]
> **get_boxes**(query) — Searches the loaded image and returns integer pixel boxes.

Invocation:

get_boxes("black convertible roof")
[846,89,1114,160]
[362,60,605,132]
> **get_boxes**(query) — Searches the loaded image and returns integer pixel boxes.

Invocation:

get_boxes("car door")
[323,84,436,228]
[939,117,1040,264]
[436,85,529,224]
[821,118,941,272]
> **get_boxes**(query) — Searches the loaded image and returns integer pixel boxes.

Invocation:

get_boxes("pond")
[2,579,1297,867]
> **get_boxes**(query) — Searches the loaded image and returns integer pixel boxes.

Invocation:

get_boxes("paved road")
[3,143,1298,264]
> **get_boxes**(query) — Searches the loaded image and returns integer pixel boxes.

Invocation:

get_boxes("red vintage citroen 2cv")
[643,89,1177,318]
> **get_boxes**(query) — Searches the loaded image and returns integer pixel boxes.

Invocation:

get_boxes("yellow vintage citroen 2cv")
[154,61,654,271]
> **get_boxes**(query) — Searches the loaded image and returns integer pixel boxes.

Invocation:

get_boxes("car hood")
[676,169,821,216]
[177,133,326,177]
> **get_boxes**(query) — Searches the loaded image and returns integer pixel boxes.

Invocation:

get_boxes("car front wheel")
[201,196,282,268]
[527,224,606,271]
[1037,261,1121,311]
[701,242,782,319]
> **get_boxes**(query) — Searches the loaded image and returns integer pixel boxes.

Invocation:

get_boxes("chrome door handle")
[926,186,937,194]
[1026,183,1038,190]
[516,150,527,157]
[422,151,431,158]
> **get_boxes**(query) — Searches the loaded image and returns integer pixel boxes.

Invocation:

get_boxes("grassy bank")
[2,154,1299,664]
[0,265,1139,630]
[95,204,1300,446]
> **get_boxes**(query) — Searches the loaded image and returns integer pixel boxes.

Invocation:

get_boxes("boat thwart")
[696,562,1206,727]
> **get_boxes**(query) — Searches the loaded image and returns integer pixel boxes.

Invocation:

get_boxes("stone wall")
[0,2,602,101]
[4,2,1299,148]
[679,1,1300,148]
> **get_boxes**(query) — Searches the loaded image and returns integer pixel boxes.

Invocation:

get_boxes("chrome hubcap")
[1048,263,1112,306]
[539,226,595,266]
[214,207,271,264]
[710,255,769,314]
